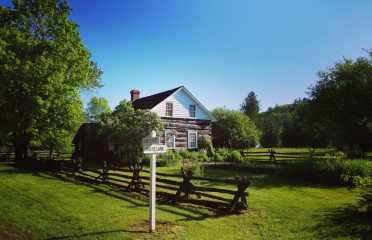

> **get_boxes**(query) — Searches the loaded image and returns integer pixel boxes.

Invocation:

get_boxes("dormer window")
[189,105,196,118]
[165,102,173,117]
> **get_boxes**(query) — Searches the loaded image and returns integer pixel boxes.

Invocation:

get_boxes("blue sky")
[3,0,372,111]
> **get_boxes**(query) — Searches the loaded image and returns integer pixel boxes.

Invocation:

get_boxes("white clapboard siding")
[151,88,211,120]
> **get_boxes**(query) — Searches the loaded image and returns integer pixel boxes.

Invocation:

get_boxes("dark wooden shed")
[72,123,104,162]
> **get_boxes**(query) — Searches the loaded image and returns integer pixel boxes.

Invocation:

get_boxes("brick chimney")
[130,90,140,101]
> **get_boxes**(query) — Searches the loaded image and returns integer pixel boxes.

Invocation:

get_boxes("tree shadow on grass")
[40,172,218,222]
[3,163,248,222]
[85,182,217,222]
[203,168,344,190]
[45,220,183,240]
[312,204,372,240]
[44,229,147,240]
[0,162,33,174]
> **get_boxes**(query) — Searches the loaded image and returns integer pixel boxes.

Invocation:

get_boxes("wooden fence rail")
[59,160,251,213]
[0,151,71,162]
[240,149,321,163]
[241,149,372,162]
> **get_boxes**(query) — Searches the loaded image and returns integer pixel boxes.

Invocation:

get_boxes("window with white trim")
[189,105,196,118]
[165,130,175,149]
[165,102,173,117]
[188,131,198,149]
[104,143,114,152]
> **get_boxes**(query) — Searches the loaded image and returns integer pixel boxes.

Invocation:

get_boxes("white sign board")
[144,144,167,154]
[142,136,167,154]
[142,136,160,147]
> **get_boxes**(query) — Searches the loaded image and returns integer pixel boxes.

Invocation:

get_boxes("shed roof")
[72,122,98,143]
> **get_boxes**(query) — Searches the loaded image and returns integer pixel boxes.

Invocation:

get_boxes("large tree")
[98,100,163,164]
[0,0,102,159]
[240,91,260,121]
[257,100,329,148]
[279,99,328,148]
[85,97,111,122]
[308,50,372,150]
[212,108,260,149]
[256,104,292,147]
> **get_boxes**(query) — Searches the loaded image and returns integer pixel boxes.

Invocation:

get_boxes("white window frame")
[165,130,176,149]
[188,131,198,149]
[189,104,196,118]
[165,102,173,117]
[104,143,114,152]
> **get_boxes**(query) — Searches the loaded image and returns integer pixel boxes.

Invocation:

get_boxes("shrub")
[182,158,204,177]
[347,147,364,159]
[340,161,372,182]
[174,152,183,162]
[316,152,372,184]
[354,177,372,216]
[216,148,229,159]
[142,150,180,167]
[358,185,372,216]
[214,153,225,162]
[228,150,242,163]
[199,134,215,157]
[159,151,181,167]
[196,151,210,162]
[178,149,192,159]
[278,152,372,185]
[185,150,210,163]
[212,108,260,148]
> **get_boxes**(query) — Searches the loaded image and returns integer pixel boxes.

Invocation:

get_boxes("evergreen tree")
[240,91,260,120]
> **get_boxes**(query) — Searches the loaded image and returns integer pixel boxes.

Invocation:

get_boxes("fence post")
[125,163,144,191]
[268,149,276,162]
[174,167,200,202]
[227,177,251,213]
[72,154,83,178]
[94,160,109,184]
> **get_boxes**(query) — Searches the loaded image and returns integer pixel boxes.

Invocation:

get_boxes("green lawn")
[0,161,371,240]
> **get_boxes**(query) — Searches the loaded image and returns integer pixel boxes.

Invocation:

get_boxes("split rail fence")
[240,149,372,163]
[241,149,325,164]
[0,151,71,162]
[59,160,251,213]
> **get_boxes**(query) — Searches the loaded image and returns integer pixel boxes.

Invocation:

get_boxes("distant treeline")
[241,50,372,151]
[256,100,326,148]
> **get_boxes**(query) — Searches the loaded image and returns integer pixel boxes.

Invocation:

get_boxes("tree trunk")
[14,139,28,161]
[49,143,54,160]
[228,139,233,149]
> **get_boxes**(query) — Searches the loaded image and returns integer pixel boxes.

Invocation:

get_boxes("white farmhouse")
[131,86,216,150]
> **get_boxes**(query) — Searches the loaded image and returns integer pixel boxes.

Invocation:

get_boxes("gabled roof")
[132,86,182,110]
[132,86,216,122]
[179,87,217,122]
[72,122,98,143]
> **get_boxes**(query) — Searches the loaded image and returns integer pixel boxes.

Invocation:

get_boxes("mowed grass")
[0,162,371,240]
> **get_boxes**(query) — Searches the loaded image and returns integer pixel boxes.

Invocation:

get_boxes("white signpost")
[142,131,167,233]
